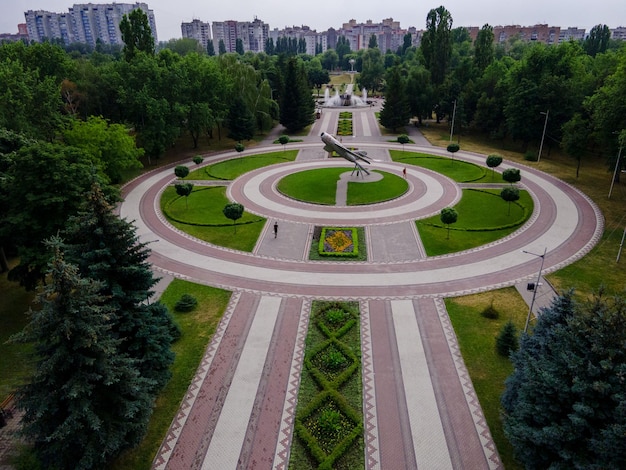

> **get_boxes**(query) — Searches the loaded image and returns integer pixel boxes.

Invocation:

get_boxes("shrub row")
[318,227,359,258]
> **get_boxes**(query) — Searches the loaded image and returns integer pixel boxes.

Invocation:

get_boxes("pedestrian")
[273,221,278,238]
[403,167,407,179]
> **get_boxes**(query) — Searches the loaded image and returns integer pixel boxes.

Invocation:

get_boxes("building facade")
[24,2,157,46]
[211,17,268,53]
[181,19,211,50]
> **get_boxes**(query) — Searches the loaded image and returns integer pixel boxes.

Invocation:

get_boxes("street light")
[522,247,547,333]
[608,135,623,199]
[537,110,549,163]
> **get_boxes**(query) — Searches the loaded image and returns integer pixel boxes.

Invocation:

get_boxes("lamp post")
[449,100,457,142]
[537,110,549,162]
[608,139,623,199]
[523,247,547,333]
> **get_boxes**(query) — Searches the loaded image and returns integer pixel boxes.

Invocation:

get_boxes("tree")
[368,34,378,49]
[335,36,351,68]
[379,66,410,132]
[447,142,460,161]
[308,68,330,97]
[561,113,591,178]
[502,168,521,185]
[175,183,194,208]
[421,6,454,85]
[62,184,179,394]
[496,320,518,357]
[0,142,111,290]
[398,134,410,151]
[584,24,611,57]
[11,241,153,469]
[486,154,503,179]
[279,57,315,133]
[227,95,256,142]
[440,207,458,239]
[278,134,290,151]
[207,40,215,56]
[502,291,626,469]
[174,165,190,179]
[357,47,385,93]
[63,116,143,183]
[235,142,245,153]
[235,38,244,55]
[218,39,227,55]
[405,64,434,125]
[321,49,338,71]
[500,186,520,215]
[223,203,244,232]
[474,24,494,72]
[119,8,155,61]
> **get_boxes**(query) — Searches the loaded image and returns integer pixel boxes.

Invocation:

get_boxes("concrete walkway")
[114,106,603,469]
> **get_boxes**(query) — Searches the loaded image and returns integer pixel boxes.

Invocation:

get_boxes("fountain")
[323,84,368,107]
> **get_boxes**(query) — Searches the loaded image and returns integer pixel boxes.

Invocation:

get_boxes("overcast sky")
[3,1,625,41]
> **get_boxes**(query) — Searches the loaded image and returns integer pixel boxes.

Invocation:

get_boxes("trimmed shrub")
[192,155,204,164]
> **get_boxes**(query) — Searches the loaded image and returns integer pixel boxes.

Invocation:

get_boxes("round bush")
[174,293,198,312]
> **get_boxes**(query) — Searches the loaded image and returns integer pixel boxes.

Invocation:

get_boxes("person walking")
[403,167,407,179]
[273,221,278,238]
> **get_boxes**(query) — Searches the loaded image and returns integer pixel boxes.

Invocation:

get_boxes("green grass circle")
[276,168,409,205]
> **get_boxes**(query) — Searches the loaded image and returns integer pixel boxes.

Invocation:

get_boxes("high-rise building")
[211,17,268,53]
[181,19,211,50]
[24,3,157,46]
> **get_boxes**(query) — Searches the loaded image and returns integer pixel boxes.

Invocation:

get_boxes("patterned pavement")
[115,106,604,469]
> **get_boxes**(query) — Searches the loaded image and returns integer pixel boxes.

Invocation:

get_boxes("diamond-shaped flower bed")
[319,227,359,258]
[303,396,360,456]
[290,301,363,469]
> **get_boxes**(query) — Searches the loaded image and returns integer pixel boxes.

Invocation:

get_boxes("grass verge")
[445,288,527,470]
[111,280,231,469]
[187,150,298,180]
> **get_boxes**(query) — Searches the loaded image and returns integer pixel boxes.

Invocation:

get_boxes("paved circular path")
[121,143,603,299]
[122,112,603,470]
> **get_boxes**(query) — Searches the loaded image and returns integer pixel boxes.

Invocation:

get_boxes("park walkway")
[126,102,602,469]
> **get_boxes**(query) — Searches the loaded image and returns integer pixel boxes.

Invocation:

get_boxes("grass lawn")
[445,288,526,470]
[160,186,265,252]
[187,150,299,180]
[277,168,408,205]
[111,280,231,469]
[418,189,533,256]
[390,150,488,182]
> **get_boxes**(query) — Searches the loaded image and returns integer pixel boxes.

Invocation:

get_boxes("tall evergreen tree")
[279,57,315,133]
[62,183,178,395]
[12,241,153,469]
[474,24,494,72]
[207,40,215,56]
[502,291,626,468]
[227,95,256,142]
[379,66,410,132]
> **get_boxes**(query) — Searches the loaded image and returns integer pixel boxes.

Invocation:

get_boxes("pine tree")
[279,57,315,133]
[495,320,518,356]
[379,66,410,132]
[12,241,153,469]
[62,183,178,396]
[227,95,256,142]
[502,291,626,468]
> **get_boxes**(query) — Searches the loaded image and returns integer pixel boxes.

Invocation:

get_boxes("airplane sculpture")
[321,132,371,176]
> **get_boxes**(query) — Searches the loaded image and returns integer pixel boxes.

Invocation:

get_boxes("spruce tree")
[502,291,626,468]
[12,241,152,469]
[379,66,410,132]
[279,57,315,133]
[62,183,178,396]
[227,95,256,142]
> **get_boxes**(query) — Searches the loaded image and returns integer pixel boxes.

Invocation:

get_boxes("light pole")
[449,100,457,142]
[608,138,623,199]
[537,110,549,162]
[523,247,547,333]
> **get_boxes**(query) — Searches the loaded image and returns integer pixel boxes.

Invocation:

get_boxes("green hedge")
[318,227,359,258]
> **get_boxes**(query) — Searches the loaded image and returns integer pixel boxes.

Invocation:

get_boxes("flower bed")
[318,227,359,258]
[290,301,363,469]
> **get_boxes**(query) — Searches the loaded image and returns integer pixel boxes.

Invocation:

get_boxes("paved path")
[116,106,604,469]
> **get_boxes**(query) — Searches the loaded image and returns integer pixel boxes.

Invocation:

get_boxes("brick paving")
[126,108,602,469]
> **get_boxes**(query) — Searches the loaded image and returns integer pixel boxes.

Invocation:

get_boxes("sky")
[2,0,625,41]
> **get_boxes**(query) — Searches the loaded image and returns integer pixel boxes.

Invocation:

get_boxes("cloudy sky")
[3,0,625,41]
